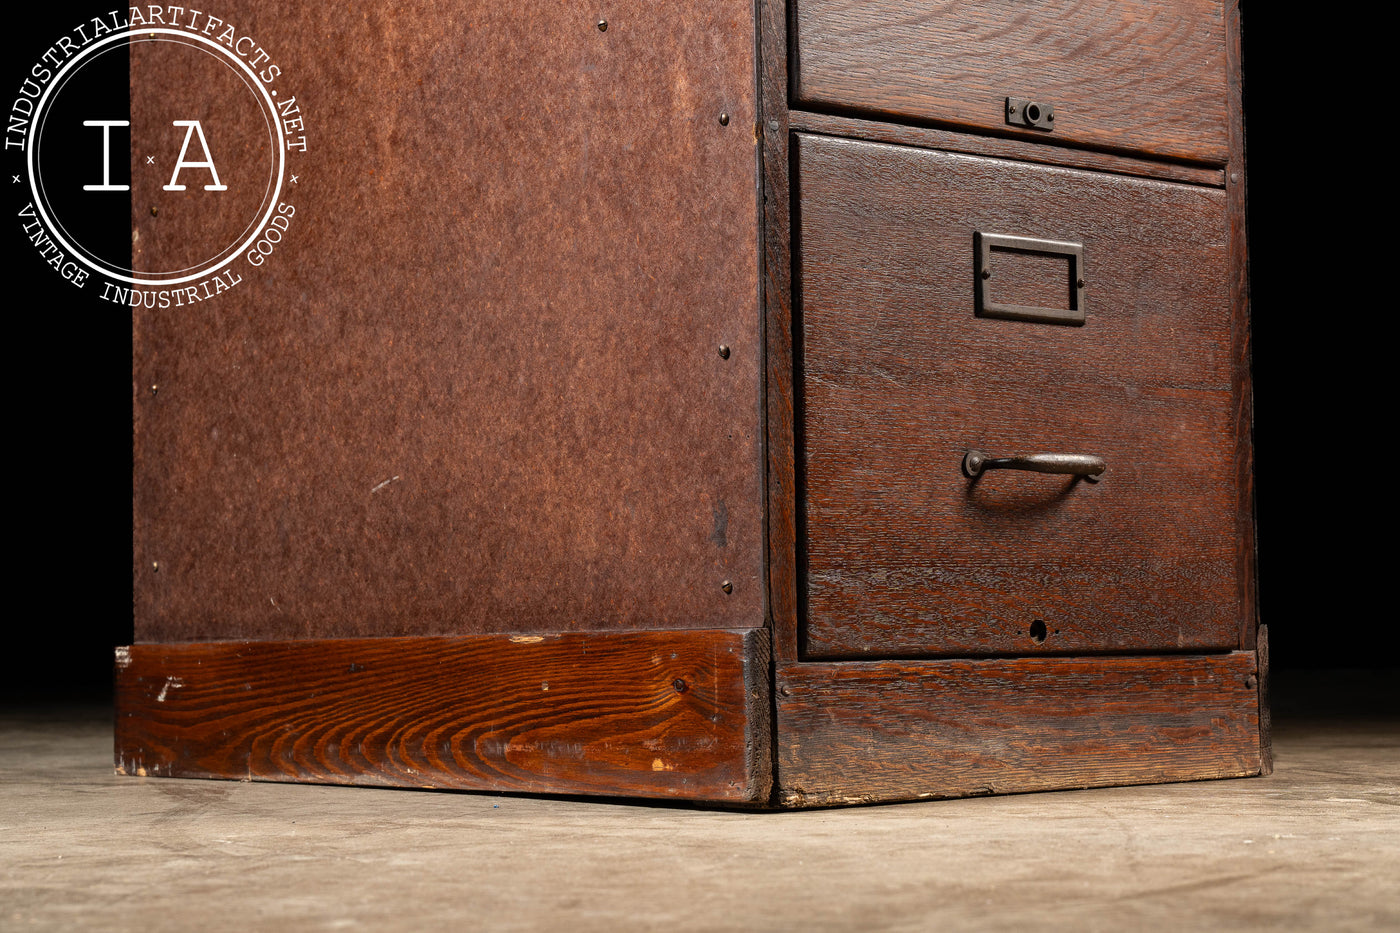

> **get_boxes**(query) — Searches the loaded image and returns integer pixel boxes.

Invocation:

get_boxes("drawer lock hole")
[1006,96,1055,131]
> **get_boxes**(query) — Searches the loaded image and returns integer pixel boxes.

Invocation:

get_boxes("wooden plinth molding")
[116,633,1264,807]
[775,652,1263,807]
[115,629,771,804]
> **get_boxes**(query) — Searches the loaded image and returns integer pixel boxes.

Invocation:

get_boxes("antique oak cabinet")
[118,0,1265,806]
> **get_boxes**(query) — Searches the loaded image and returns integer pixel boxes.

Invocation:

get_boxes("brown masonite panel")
[795,133,1242,658]
[131,3,762,641]
[776,652,1261,807]
[115,629,771,803]
[791,0,1229,165]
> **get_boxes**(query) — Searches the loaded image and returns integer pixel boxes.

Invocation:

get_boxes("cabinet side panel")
[777,653,1261,806]
[131,3,762,641]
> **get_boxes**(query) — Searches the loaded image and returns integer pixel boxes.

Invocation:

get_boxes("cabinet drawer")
[795,133,1243,658]
[791,0,1229,165]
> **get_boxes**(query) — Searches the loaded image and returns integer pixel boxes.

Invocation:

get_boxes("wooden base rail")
[776,652,1262,807]
[115,629,772,804]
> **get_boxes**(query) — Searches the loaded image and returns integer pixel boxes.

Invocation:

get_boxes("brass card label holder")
[974,232,1086,326]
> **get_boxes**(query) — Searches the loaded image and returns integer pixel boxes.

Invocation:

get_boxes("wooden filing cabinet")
[117,0,1264,806]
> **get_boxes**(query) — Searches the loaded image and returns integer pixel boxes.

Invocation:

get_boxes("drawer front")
[791,0,1229,165]
[795,133,1242,658]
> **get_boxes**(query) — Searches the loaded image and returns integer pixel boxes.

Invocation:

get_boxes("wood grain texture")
[115,629,771,803]
[1257,624,1272,775]
[790,111,1227,189]
[761,0,802,663]
[795,133,1244,658]
[132,2,764,642]
[790,0,1229,164]
[1226,0,1258,654]
[776,652,1262,806]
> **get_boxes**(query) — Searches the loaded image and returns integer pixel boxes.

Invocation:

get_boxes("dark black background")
[2,5,1382,703]
[8,4,133,701]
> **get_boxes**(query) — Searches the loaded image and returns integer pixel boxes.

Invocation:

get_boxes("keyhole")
[1029,620,1048,643]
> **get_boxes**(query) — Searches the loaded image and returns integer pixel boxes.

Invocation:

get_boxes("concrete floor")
[3,672,1397,931]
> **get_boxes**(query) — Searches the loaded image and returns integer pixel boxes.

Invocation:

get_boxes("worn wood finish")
[1257,624,1272,775]
[776,652,1261,806]
[790,110,1227,189]
[132,2,763,642]
[790,0,1229,165]
[115,629,771,803]
[114,0,1265,808]
[795,133,1242,658]
[761,0,801,664]
[1226,0,1258,654]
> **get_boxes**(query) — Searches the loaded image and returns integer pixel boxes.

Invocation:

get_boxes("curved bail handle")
[962,449,1106,482]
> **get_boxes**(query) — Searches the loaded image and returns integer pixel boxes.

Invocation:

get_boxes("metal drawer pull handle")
[962,449,1106,482]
